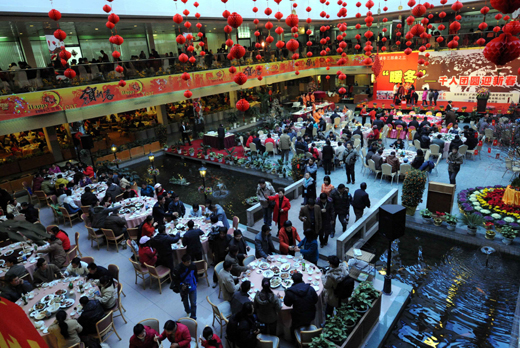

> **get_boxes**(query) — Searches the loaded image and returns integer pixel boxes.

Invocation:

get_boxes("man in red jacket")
[130,323,159,348]
[49,226,71,251]
[158,320,191,348]
[81,163,95,178]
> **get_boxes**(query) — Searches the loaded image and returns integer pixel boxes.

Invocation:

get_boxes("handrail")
[246,178,304,227]
[336,188,399,258]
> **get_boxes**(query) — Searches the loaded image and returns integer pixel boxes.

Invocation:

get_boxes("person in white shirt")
[65,257,89,277]
[6,199,21,215]
[57,186,67,207]
[189,204,202,217]
[335,142,346,163]
[63,190,81,214]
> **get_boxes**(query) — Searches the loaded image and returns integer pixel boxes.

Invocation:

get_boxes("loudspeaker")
[80,134,94,150]
[378,204,406,240]
[71,132,81,147]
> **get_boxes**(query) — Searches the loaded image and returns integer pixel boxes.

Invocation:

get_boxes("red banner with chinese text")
[0,297,48,348]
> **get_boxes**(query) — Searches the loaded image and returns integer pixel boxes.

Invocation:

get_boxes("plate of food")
[270,265,280,274]
[60,299,75,309]
[292,262,301,269]
[290,269,300,275]
[312,280,320,286]
[270,277,282,288]
[34,311,47,320]
[262,270,274,278]
[4,250,14,256]
[280,263,291,272]
[281,279,294,289]
[42,294,55,303]
[280,272,290,279]
[258,262,270,270]
[55,289,67,296]
[33,302,47,311]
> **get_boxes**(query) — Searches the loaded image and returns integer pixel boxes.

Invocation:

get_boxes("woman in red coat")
[278,221,301,256]
[268,188,291,231]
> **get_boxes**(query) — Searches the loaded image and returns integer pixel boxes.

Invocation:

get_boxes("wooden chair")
[51,204,65,224]
[127,227,139,241]
[71,232,82,257]
[232,216,239,230]
[23,182,38,205]
[144,262,171,294]
[108,264,126,297]
[294,326,322,348]
[46,225,58,233]
[137,318,159,333]
[59,207,81,227]
[82,214,91,228]
[81,206,90,216]
[34,191,49,207]
[127,240,139,261]
[193,260,209,286]
[87,226,104,250]
[81,256,94,264]
[257,334,280,348]
[65,246,78,267]
[214,261,224,298]
[206,296,231,337]
[91,311,121,343]
[115,193,124,202]
[101,228,125,252]
[177,318,198,348]
[109,282,127,323]
[130,258,149,289]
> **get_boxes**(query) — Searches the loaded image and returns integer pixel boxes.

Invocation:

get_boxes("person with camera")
[253,278,282,335]
[227,302,260,348]
[173,254,198,319]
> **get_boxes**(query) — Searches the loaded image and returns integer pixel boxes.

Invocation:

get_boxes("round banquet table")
[16,276,95,348]
[382,149,417,164]
[118,196,157,228]
[429,133,467,158]
[243,256,324,336]
[165,217,212,261]
[49,171,75,185]
[72,183,108,207]
[0,242,49,279]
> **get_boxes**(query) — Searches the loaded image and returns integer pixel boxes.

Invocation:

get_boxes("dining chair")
[109,282,127,323]
[193,260,210,287]
[59,207,81,228]
[243,255,256,266]
[177,318,198,348]
[127,227,139,241]
[80,256,94,264]
[108,264,126,297]
[87,226,104,250]
[214,261,224,298]
[294,326,322,348]
[137,318,160,333]
[206,296,231,337]
[381,163,398,185]
[92,311,121,343]
[257,334,280,348]
[144,262,172,294]
[129,258,149,289]
[101,228,125,252]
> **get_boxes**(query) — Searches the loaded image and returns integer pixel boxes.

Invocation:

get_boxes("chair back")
[82,215,91,227]
[334,117,341,126]
[193,259,207,273]
[115,193,124,202]
[177,318,198,343]
[352,134,361,140]
[75,231,80,247]
[96,311,115,338]
[506,158,512,170]
[86,226,98,239]
[214,261,224,280]
[353,138,361,149]
[301,328,323,345]
[232,216,239,229]
[414,139,421,149]
[249,143,257,153]
[130,258,147,273]
[206,296,222,317]
[127,227,139,240]
[399,163,412,176]
[108,264,120,282]
[361,147,367,158]
[34,191,46,200]
[368,159,376,172]
[297,117,303,122]
[381,163,392,175]
[243,255,256,266]
[81,206,90,215]
[429,144,440,155]
[265,142,274,153]
[101,228,116,240]
[128,240,139,260]
[426,111,433,116]
[144,263,159,277]
[312,127,317,137]
[81,256,94,264]
[50,195,58,204]
[257,338,274,348]
[258,130,264,136]
[138,318,160,333]
[458,144,468,156]
[227,227,234,235]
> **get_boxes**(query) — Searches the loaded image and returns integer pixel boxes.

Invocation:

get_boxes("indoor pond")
[365,229,519,348]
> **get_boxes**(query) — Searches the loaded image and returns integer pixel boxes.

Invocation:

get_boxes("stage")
[355,99,513,114]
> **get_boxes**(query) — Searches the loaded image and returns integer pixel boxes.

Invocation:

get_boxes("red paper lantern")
[410,24,425,37]
[292,53,300,59]
[59,49,71,60]
[483,33,520,66]
[450,21,461,32]
[295,71,300,75]
[179,53,189,63]
[228,66,237,74]
[364,30,373,39]
[115,65,124,73]
[106,21,115,29]
[54,29,67,41]
[194,2,199,7]
[285,14,299,27]
[266,36,274,44]
[187,45,195,52]
[411,4,426,17]
[326,75,330,80]
[103,4,112,13]
[451,1,463,11]
[64,68,76,79]
[307,52,313,57]
[479,22,488,31]
[176,35,186,45]
[275,27,284,35]
[439,12,446,18]
[276,40,285,49]
[275,12,283,20]
[366,0,374,9]
[404,48,413,55]
[227,12,243,28]
[230,44,246,59]
[236,99,250,112]
[256,54,262,60]
[448,40,459,49]
[265,7,273,16]
[234,72,248,85]
[108,13,120,24]
[226,39,234,47]
[286,39,300,52]
[265,21,274,30]
[189,56,196,64]
[184,90,193,98]
[504,21,520,36]
[338,87,346,94]
[48,9,62,21]
[111,50,121,59]
[181,72,190,81]
[118,80,126,87]
[112,35,124,45]
[481,6,490,14]
[184,21,192,29]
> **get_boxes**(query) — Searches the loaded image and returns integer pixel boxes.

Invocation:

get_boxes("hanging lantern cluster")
[48,4,74,77]
[103,0,125,87]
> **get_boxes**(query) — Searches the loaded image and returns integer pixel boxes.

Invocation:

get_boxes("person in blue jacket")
[140,182,155,197]
[297,229,319,265]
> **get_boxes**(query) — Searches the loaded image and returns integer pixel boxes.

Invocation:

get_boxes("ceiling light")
[0,36,7,39]
[134,25,137,27]
[70,32,73,34]
[29,25,34,27]
[19,33,23,35]
[214,28,216,29]
[95,28,98,30]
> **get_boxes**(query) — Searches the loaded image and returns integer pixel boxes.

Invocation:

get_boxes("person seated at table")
[464,127,478,150]
[154,183,165,197]
[182,220,204,261]
[372,148,384,170]
[254,224,275,260]
[373,115,384,130]
[408,116,420,130]
[295,136,308,152]
[139,236,157,266]
[369,126,380,141]
[229,229,250,258]
[86,262,110,281]
[419,118,431,132]
[326,132,337,143]
[49,164,62,174]
[49,226,71,252]
[63,190,81,215]
[252,133,265,153]
[140,182,155,197]
[253,277,282,335]
[230,281,252,316]
[244,132,254,148]
[64,161,76,172]
[394,116,407,129]
[278,220,301,256]
[411,149,425,169]
[158,320,192,348]
[79,186,97,207]
[153,225,181,275]
[130,323,160,348]
[5,255,29,279]
[0,274,33,302]
[308,144,320,161]
[77,296,105,335]
[264,133,275,147]
[188,204,202,218]
[77,174,92,188]
[449,135,464,151]
[104,179,123,202]
[153,195,173,225]
[225,245,247,277]
[420,129,431,149]
[54,174,69,190]
[6,198,20,215]
[432,134,445,150]
[49,310,83,348]
[288,128,297,140]
[79,163,95,178]
[385,151,400,173]
[18,201,39,223]
[219,260,240,302]
[449,123,460,135]
[168,194,186,218]
[65,257,89,277]
[96,275,117,310]
[140,215,157,240]
[56,185,67,207]
[123,185,138,199]
[390,138,405,150]
[104,209,129,246]
[33,258,63,284]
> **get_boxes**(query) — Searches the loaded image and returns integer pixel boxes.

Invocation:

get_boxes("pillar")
[156,104,168,125]
[229,91,238,108]
[63,123,72,139]
[18,24,37,68]
[146,23,156,52]
[43,126,64,162]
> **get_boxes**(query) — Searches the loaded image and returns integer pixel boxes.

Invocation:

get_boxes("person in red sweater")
[200,327,223,348]
[158,320,191,348]
[245,132,253,147]
[130,323,159,348]
[369,109,376,122]
[49,226,71,251]
[278,220,301,256]
[264,133,275,145]
[268,187,291,231]
[140,215,156,239]
[139,236,157,266]
[32,173,44,193]
[82,164,95,178]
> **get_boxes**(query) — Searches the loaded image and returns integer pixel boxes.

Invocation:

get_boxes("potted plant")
[420,209,432,223]
[495,219,506,233]
[323,315,348,345]
[485,222,495,240]
[401,169,427,215]
[217,153,224,163]
[308,335,336,348]
[337,304,361,329]
[433,211,445,226]
[188,148,195,156]
[351,291,372,314]
[445,213,458,230]
[460,213,485,236]
[199,144,211,159]
[209,151,217,161]
[224,147,236,164]
[501,225,517,245]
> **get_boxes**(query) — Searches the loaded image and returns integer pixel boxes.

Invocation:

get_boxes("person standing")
[182,220,204,261]
[218,261,240,302]
[268,188,291,234]
[256,179,275,227]
[329,184,351,235]
[180,122,192,146]
[344,143,359,185]
[278,220,301,256]
[433,90,439,106]
[318,193,335,247]
[152,225,180,275]
[279,129,292,163]
[422,88,428,106]
[217,124,225,150]
[210,226,232,287]
[253,278,282,335]
[175,254,198,319]
[299,198,322,239]
[230,281,252,316]
[322,140,334,175]
[284,273,318,337]
[297,229,319,265]
[447,147,464,185]
[352,183,371,221]
[428,89,434,106]
[322,255,350,318]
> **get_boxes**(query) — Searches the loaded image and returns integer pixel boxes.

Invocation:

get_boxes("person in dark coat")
[329,184,351,235]
[418,118,431,132]
[152,195,172,225]
[411,149,425,169]
[444,110,457,127]
[284,273,318,335]
[318,193,335,247]
[449,135,464,152]
[217,124,225,150]
[230,281,252,316]
[152,225,180,275]
[89,201,119,229]
[182,220,204,261]
[351,182,371,222]
[227,302,259,348]
[104,180,123,202]
[0,274,33,302]
[168,194,186,218]
[80,187,98,207]
[104,210,129,241]
[419,130,431,149]
[464,127,478,150]
[86,262,110,280]
[77,297,105,335]
[229,229,250,257]
[252,133,266,154]
[408,116,420,130]
[210,225,232,287]
[19,202,39,223]
[321,140,334,175]
[0,188,13,212]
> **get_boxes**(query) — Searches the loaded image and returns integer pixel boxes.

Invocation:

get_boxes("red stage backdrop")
[0,297,48,348]
[374,52,420,100]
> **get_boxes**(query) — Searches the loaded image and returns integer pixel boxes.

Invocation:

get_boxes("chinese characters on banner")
[438,75,518,87]
[374,52,420,100]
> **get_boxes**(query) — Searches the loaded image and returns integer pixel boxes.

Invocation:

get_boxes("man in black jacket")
[295,136,308,153]
[153,195,172,225]
[89,201,120,229]
[284,272,318,336]
[217,124,225,150]
[81,186,98,207]
[464,126,478,150]
[252,134,265,153]
[351,182,371,222]
[329,184,352,235]
[77,297,105,335]
[210,226,232,287]
[372,115,384,130]
[420,129,431,149]
[408,116,420,130]
[0,274,33,302]
[104,210,129,247]
[86,262,110,280]
[182,220,204,261]
[168,194,186,218]
[352,126,364,147]
[321,140,334,175]
[180,122,192,146]
[152,225,180,274]
[19,202,39,223]
[418,118,431,133]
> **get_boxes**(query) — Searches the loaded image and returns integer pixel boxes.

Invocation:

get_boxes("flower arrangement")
[476,87,490,99]
[501,225,517,240]
[401,169,427,212]
[147,167,160,176]
[420,209,432,218]
[209,151,217,159]
[204,187,213,195]
[198,185,205,193]
[458,186,520,222]
[112,158,122,164]
[445,213,457,224]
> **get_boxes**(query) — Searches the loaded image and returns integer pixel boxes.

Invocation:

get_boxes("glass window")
[0,40,25,70]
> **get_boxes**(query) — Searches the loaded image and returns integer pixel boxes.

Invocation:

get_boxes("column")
[146,23,156,52]
[18,24,37,68]
[156,104,168,125]
[43,126,64,162]
[229,91,237,107]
